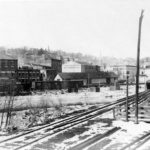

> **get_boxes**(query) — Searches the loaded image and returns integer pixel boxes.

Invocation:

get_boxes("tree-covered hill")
[1,47,148,67]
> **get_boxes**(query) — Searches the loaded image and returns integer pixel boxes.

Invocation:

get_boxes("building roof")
[112,65,136,68]
[140,74,147,77]
[0,54,17,60]
[57,72,117,80]
[28,63,51,68]
[76,61,92,66]
[63,60,96,66]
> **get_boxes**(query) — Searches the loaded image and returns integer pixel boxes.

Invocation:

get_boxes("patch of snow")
[113,120,150,135]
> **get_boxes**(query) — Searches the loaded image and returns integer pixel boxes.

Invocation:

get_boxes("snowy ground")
[86,120,150,150]
[29,111,150,150]
[0,84,148,150]
[0,85,145,130]
[0,85,146,110]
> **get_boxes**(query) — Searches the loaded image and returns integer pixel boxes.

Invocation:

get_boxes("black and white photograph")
[0,0,150,150]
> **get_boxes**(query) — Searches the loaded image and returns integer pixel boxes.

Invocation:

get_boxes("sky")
[0,0,150,58]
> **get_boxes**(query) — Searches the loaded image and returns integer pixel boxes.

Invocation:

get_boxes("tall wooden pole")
[135,10,144,124]
[126,71,129,122]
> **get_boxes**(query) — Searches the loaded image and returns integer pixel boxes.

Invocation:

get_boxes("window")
[10,61,15,68]
[4,61,8,68]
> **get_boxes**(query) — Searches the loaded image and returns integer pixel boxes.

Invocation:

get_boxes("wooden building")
[54,72,118,88]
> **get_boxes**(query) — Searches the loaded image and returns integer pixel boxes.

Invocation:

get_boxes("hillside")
[0,47,146,67]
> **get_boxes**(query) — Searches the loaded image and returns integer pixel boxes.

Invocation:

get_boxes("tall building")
[0,54,18,94]
[51,58,62,73]
[0,54,18,79]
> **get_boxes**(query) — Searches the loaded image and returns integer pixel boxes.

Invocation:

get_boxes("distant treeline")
[0,46,149,66]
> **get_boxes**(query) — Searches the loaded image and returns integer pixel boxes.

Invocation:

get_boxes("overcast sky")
[0,0,150,58]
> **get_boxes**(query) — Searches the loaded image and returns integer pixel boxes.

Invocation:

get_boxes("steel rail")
[0,91,146,144]
[12,91,150,150]
[120,131,150,150]
[0,90,149,150]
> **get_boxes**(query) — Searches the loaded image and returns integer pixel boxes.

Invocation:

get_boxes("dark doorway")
[146,81,150,89]
[106,78,111,84]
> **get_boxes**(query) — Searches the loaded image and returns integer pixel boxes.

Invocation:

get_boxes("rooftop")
[76,61,93,66]
[63,60,97,66]
[112,65,136,67]
[57,72,117,80]
[26,63,51,68]
[0,54,17,60]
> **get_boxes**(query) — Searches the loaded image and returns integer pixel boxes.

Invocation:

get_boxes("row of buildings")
[109,65,146,84]
[0,54,117,92]
[0,52,150,93]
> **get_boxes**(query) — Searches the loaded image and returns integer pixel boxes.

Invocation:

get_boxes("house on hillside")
[62,61,100,73]
[54,72,118,88]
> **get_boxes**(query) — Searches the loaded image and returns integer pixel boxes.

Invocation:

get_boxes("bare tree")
[5,85,15,127]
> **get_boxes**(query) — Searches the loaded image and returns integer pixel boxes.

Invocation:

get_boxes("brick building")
[51,58,62,73]
[20,53,62,78]
[0,54,18,94]
[16,66,41,91]
[26,57,62,81]
[0,54,18,79]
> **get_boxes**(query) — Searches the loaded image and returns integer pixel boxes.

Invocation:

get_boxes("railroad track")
[68,127,121,150]
[0,90,149,150]
[119,130,150,150]
[117,90,150,121]
[86,128,150,150]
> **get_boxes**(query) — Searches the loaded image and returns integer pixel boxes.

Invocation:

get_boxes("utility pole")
[126,71,129,122]
[99,51,102,87]
[88,73,89,88]
[135,10,144,124]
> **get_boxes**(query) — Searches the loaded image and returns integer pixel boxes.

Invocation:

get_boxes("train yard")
[0,89,150,149]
